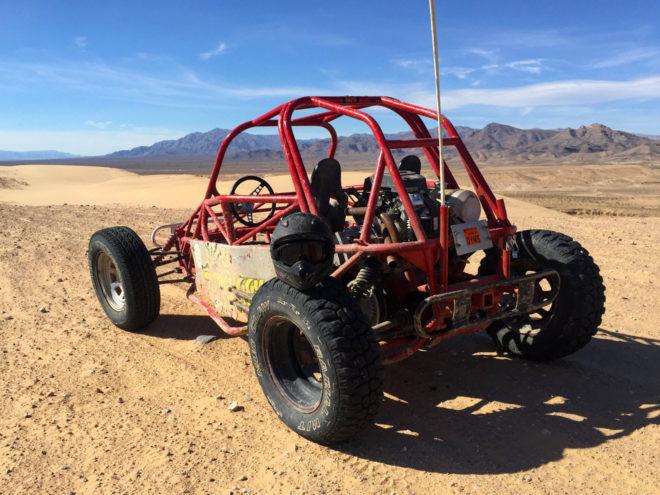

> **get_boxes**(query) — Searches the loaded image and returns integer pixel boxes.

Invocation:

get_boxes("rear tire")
[479,229,605,361]
[88,227,160,331]
[248,277,383,444]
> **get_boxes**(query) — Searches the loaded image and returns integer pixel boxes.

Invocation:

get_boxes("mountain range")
[0,150,78,160]
[108,122,660,167]
[1,123,658,172]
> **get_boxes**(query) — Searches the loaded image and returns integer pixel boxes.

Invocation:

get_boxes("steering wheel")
[229,175,277,227]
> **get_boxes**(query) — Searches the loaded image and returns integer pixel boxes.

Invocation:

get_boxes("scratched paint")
[191,240,276,321]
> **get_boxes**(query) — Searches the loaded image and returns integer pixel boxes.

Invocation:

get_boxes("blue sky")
[1,0,659,155]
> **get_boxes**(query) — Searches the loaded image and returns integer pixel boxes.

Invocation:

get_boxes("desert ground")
[0,164,658,495]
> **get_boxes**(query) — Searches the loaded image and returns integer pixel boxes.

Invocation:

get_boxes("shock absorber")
[348,257,380,297]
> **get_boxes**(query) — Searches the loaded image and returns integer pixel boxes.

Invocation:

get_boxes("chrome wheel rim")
[96,252,125,311]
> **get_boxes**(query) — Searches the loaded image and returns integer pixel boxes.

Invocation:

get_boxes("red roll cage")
[163,96,516,343]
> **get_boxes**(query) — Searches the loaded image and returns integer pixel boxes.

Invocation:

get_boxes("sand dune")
[3,163,660,216]
[0,165,209,208]
[1,164,659,494]
[0,164,315,208]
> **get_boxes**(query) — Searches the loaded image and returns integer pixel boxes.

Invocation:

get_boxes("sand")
[1,164,658,494]
[2,163,659,217]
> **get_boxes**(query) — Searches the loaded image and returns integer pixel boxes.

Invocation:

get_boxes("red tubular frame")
[170,96,516,349]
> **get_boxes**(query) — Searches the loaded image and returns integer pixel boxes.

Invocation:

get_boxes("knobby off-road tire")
[479,229,605,361]
[88,227,160,331]
[248,277,383,444]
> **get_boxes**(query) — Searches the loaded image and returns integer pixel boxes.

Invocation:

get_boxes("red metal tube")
[211,194,297,205]
[310,97,427,242]
[174,95,516,345]
[359,152,386,242]
[322,122,338,158]
[331,251,363,279]
[206,104,284,198]
[388,107,459,189]
[219,201,235,243]
[335,239,434,254]
[232,202,298,245]
[186,285,246,336]
[203,204,228,241]
[381,337,426,365]
[278,100,314,214]
[256,118,338,159]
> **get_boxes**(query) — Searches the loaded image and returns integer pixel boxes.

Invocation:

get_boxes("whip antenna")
[428,0,445,206]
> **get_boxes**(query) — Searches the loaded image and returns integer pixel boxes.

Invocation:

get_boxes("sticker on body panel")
[191,240,277,321]
[451,220,493,256]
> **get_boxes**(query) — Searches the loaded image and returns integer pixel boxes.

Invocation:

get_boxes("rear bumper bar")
[414,269,560,338]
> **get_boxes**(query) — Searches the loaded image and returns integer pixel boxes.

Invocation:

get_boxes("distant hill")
[636,133,660,140]
[0,150,78,160]
[3,123,657,173]
[108,129,282,158]
[463,123,660,164]
[108,122,660,167]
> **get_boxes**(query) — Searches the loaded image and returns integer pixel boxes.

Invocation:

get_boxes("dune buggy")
[89,96,605,443]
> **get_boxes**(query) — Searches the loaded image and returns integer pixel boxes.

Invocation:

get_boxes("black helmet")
[270,212,335,290]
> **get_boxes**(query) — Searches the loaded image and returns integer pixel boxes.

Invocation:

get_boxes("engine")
[361,169,481,242]
[343,167,483,330]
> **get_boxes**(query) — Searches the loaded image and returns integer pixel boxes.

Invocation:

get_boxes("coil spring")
[352,263,378,291]
[350,258,380,296]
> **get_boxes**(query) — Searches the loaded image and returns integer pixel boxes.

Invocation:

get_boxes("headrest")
[311,158,342,192]
[399,155,422,174]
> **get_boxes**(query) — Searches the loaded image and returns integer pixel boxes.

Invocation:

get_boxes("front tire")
[479,229,605,361]
[88,227,160,331]
[248,278,383,444]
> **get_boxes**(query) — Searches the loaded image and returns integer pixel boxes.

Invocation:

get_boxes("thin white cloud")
[4,59,660,127]
[503,59,545,74]
[393,58,478,79]
[394,57,543,79]
[393,58,432,73]
[199,42,227,60]
[444,67,477,79]
[482,59,545,75]
[338,75,660,111]
[591,47,660,69]
[0,61,327,108]
[84,120,112,129]
[439,75,660,110]
[74,36,87,48]
[466,48,499,63]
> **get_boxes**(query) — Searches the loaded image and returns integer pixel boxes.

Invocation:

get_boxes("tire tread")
[249,277,383,443]
[88,226,160,330]
[479,229,605,361]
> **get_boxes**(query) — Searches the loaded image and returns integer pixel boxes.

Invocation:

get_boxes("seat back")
[399,154,422,174]
[310,158,347,231]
